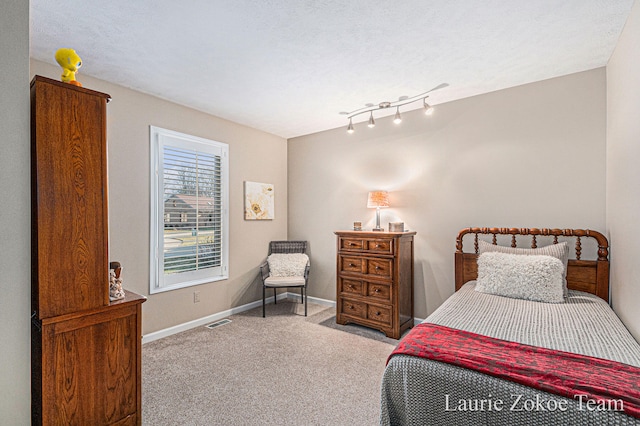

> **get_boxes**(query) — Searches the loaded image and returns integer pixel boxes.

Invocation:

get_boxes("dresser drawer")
[339,298,392,327]
[365,239,393,254]
[367,282,391,301]
[339,279,391,302]
[339,237,394,255]
[367,305,392,327]
[340,256,364,273]
[340,299,366,319]
[340,238,364,251]
[339,278,363,296]
[366,258,393,279]
[339,256,393,279]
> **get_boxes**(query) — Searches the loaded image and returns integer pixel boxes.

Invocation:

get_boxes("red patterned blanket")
[388,323,640,419]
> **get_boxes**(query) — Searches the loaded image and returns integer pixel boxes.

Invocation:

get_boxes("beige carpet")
[142,299,401,425]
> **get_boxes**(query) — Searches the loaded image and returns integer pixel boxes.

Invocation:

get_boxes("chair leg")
[300,287,304,303]
[273,288,277,304]
[304,286,307,316]
[262,285,266,318]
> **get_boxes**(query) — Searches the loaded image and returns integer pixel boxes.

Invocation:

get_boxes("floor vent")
[205,319,232,329]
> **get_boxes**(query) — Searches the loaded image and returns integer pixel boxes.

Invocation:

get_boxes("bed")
[380,227,640,426]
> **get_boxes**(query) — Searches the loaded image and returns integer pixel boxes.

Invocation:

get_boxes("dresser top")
[335,230,416,237]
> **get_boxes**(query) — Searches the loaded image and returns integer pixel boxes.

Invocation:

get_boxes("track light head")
[423,98,434,115]
[347,118,354,134]
[393,107,402,124]
[368,112,375,128]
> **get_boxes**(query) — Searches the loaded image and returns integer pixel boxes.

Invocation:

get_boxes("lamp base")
[372,208,384,232]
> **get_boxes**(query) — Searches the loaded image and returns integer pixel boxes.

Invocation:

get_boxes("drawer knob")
[348,284,353,289]
[349,263,356,267]
[375,266,380,270]
[376,311,381,316]
[374,288,380,293]
[349,305,354,310]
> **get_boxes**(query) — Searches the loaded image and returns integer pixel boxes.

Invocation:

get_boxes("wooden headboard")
[454,228,610,302]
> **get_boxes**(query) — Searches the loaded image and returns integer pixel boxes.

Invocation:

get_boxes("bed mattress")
[380,282,640,425]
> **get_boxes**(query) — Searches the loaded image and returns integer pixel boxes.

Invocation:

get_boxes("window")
[150,126,229,293]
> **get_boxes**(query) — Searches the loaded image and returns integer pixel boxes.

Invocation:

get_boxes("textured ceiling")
[30,0,633,139]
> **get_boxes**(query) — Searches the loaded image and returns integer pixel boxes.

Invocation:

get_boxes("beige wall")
[31,60,289,335]
[0,0,30,422]
[10,5,636,420]
[289,69,607,320]
[607,0,640,340]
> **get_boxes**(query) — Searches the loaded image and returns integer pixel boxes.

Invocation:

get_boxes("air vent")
[205,319,232,329]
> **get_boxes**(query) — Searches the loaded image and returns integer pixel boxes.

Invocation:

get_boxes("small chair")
[260,241,310,317]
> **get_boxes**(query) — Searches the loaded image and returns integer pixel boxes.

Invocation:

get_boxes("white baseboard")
[142,292,336,344]
[286,291,336,307]
[143,292,421,344]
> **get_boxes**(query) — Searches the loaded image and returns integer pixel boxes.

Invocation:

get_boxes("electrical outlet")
[194,291,200,303]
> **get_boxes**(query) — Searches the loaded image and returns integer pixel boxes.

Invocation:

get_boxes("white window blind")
[150,126,228,293]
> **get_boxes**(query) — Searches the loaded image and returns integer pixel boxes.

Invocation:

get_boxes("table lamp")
[367,191,389,231]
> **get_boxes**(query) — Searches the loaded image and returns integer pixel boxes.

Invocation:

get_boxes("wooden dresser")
[31,75,145,425]
[335,231,416,339]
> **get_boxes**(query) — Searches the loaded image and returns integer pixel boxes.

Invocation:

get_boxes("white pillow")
[475,251,565,303]
[267,253,309,277]
[478,240,569,297]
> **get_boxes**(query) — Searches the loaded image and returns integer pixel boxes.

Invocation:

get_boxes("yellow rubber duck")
[55,48,83,87]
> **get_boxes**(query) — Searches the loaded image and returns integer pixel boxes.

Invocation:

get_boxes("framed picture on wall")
[244,181,274,220]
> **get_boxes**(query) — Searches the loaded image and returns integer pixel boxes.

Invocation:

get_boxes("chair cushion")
[267,253,309,277]
[264,275,306,287]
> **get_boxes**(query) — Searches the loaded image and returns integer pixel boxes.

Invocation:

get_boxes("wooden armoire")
[30,75,145,425]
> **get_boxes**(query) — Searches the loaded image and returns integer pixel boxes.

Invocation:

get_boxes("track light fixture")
[340,83,448,133]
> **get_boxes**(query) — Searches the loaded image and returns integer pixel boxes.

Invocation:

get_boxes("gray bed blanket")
[380,282,640,425]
